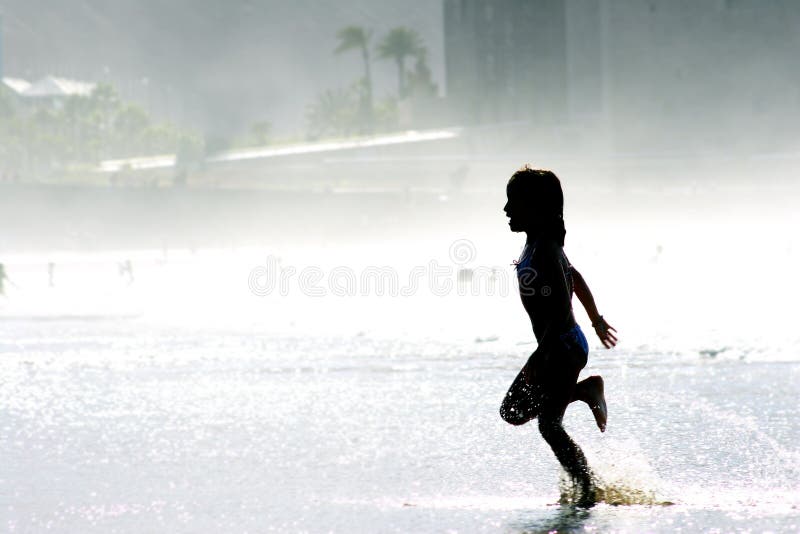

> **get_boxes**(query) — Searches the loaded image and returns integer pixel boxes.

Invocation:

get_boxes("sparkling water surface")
[1,210,799,532]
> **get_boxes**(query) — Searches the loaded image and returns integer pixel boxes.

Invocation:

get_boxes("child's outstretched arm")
[571,266,617,348]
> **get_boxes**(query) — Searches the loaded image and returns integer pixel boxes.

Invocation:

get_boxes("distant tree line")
[0,84,200,178]
[0,26,440,178]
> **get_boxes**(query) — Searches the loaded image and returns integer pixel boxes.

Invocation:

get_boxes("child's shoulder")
[532,238,561,256]
[531,239,564,266]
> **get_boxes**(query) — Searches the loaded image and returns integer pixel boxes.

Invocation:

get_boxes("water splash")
[558,474,673,506]
[559,438,674,506]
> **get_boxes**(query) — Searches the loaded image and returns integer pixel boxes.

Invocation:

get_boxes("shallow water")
[1,209,799,532]
[1,316,798,533]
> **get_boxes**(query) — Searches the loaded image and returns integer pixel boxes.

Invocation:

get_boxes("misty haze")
[0,1,798,532]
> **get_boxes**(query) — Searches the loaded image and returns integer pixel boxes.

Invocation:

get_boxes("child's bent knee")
[500,404,528,426]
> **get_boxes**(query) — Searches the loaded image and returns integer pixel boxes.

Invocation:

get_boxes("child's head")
[504,166,566,244]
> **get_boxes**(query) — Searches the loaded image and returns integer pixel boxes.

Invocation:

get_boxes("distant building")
[1,76,28,109]
[600,0,800,153]
[444,0,800,154]
[1,76,30,95]
[1,13,95,105]
[1,75,96,110]
[443,0,568,126]
[23,75,95,99]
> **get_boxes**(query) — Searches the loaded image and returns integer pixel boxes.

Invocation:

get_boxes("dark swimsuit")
[515,240,587,350]
[500,242,589,425]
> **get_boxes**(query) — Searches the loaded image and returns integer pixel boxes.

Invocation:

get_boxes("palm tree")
[335,26,374,129]
[377,27,422,98]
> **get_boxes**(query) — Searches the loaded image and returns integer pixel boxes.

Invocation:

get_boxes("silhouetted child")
[499,167,617,506]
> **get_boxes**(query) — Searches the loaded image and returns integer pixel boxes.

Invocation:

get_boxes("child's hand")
[593,317,618,348]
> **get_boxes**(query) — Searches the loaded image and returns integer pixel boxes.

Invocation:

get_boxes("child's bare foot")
[583,375,607,432]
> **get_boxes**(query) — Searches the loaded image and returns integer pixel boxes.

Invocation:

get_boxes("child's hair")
[507,166,566,245]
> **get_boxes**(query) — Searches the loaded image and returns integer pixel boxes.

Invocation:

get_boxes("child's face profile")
[504,183,535,233]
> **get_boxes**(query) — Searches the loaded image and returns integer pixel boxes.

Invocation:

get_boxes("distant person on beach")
[118,260,134,285]
[0,263,15,296]
[499,167,617,505]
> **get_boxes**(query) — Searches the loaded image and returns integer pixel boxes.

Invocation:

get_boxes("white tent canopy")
[22,76,95,98]
[1,77,31,94]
